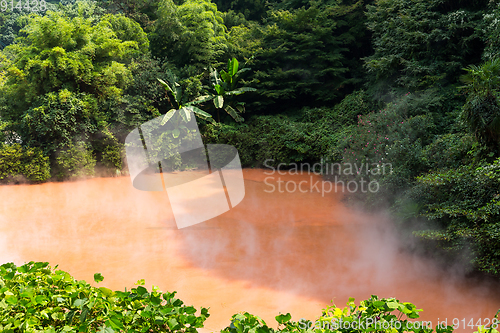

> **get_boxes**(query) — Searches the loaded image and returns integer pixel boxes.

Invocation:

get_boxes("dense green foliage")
[0,261,209,332]
[2,261,499,333]
[221,295,457,333]
[0,143,50,182]
[364,0,486,97]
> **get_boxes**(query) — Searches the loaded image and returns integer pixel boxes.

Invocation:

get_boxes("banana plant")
[193,57,257,123]
[157,78,214,138]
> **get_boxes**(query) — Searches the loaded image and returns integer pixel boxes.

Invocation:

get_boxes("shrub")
[422,133,476,171]
[56,142,96,180]
[101,144,124,171]
[222,295,491,333]
[301,91,373,125]
[202,115,339,167]
[403,157,500,277]
[0,144,50,183]
[332,96,436,207]
[0,261,209,332]
[1,261,499,333]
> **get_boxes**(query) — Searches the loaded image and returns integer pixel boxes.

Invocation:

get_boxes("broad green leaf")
[172,128,180,138]
[386,301,398,310]
[99,287,114,297]
[80,306,89,322]
[228,58,239,76]
[136,285,148,295]
[161,109,177,126]
[52,311,66,321]
[210,68,222,86]
[73,299,88,308]
[237,67,251,74]
[4,295,17,305]
[167,318,179,330]
[35,295,48,305]
[107,315,124,330]
[275,313,291,324]
[214,95,224,108]
[180,108,191,122]
[157,78,174,96]
[189,106,212,118]
[226,87,257,96]
[188,95,214,105]
[98,325,115,333]
[220,71,231,84]
[398,304,411,314]
[94,272,104,283]
[224,105,244,122]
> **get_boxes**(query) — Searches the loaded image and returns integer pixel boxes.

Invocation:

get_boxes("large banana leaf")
[224,105,244,122]
[227,57,239,76]
[214,84,224,95]
[174,82,182,104]
[210,68,222,86]
[161,109,177,126]
[157,78,177,103]
[185,106,215,123]
[179,108,191,122]
[188,95,215,105]
[214,95,224,108]
[225,87,257,96]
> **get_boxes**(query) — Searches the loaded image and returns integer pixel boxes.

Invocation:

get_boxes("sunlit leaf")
[161,109,177,125]
[214,95,224,108]
[94,272,104,283]
[224,105,244,122]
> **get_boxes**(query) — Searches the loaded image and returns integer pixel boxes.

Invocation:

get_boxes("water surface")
[0,169,499,332]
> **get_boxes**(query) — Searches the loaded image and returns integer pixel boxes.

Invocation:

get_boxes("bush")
[0,144,50,183]
[202,115,339,167]
[200,91,377,167]
[1,261,499,333]
[422,133,476,171]
[56,142,96,180]
[101,144,124,171]
[0,261,209,332]
[222,295,497,333]
[403,157,500,277]
[332,95,437,207]
[301,90,374,125]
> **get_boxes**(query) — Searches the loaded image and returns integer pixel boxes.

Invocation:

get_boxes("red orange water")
[0,169,499,332]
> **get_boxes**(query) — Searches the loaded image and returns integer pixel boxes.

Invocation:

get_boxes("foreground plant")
[0,262,209,332]
[223,296,499,333]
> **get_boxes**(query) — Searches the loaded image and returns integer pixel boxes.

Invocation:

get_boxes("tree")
[364,0,487,96]
[99,0,159,31]
[483,1,500,60]
[0,10,149,159]
[211,0,268,21]
[460,58,500,154]
[228,1,363,112]
[150,0,229,70]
